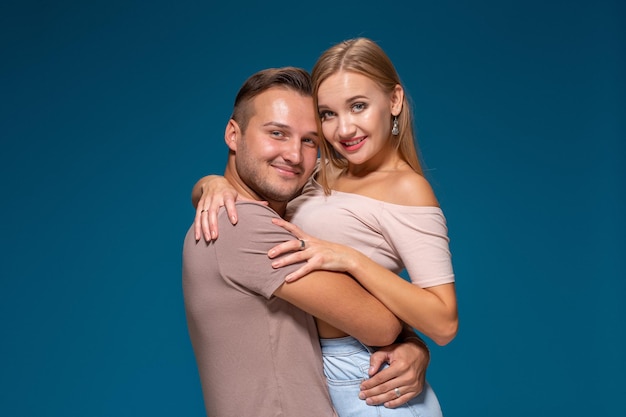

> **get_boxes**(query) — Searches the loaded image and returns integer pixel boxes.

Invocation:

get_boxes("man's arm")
[214,203,402,347]
[274,270,402,347]
[279,271,429,408]
[359,327,430,408]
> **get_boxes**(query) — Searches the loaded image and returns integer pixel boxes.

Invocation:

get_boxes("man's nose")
[282,138,302,164]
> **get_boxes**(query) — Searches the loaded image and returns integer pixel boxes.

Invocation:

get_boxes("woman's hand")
[193,175,240,242]
[268,218,360,282]
[358,338,429,408]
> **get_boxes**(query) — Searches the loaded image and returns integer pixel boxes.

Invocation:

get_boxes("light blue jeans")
[321,336,443,417]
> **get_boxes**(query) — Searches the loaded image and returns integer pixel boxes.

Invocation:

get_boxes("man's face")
[232,88,319,205]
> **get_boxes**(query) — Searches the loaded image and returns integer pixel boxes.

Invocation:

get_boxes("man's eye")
[302,137,317,147]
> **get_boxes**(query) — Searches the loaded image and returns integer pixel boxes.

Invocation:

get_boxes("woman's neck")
[343,150,407,179]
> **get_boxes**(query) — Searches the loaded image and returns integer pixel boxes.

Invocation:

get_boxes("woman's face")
[316,71,398,167]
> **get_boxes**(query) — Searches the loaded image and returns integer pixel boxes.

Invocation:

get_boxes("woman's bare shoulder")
[383,171,439,207]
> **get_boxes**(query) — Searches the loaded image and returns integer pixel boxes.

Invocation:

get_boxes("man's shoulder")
[217,202,288,243]
[213,202,295,297]
[224,202,280,230]
[233,201,279,216]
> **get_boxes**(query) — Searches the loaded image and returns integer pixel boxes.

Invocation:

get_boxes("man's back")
[182,202,336,416]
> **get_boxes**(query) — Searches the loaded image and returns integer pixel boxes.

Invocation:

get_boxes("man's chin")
[264,187,302,203]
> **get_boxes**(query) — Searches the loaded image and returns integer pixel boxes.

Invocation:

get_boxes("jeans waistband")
[320,336,376,354]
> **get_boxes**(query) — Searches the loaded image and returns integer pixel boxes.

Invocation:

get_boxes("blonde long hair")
[311,38,424,193]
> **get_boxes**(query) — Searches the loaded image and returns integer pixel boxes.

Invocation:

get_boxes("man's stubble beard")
[236,142,301,204]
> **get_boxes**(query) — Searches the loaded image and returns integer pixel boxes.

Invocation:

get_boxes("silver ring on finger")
[299,239,306,250]
[394,387,401,398]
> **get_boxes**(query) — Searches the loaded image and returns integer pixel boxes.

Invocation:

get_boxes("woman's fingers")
[271,217,306,237]
[194,195,210,241]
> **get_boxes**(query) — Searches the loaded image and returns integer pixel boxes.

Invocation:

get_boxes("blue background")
[1,1,624,416]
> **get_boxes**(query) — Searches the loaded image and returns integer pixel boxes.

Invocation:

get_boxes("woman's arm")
[191,175,241,241]
[349,259,458,346]
[268,218,458,346]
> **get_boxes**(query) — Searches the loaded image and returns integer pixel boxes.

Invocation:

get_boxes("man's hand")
[359,338,429,408]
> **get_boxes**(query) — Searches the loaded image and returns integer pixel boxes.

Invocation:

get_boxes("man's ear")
[224,119,240,151]
[390,84,404,116]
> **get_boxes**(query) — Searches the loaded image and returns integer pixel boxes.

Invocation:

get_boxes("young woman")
[193,38,458,416]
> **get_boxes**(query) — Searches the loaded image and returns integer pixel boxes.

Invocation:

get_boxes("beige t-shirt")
[286,178,455,288]
[183,202,336,417]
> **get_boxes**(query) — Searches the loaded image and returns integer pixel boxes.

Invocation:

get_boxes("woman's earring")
[391,116,399,136]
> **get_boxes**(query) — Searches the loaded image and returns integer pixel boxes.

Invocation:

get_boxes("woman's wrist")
[346,249,373,279]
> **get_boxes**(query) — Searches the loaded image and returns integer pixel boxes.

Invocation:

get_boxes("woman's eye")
[319,110,334,121]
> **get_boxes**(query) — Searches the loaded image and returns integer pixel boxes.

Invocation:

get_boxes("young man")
[183,67,428,416]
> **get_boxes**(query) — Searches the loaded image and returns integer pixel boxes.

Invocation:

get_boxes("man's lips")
[272,164,300,176]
